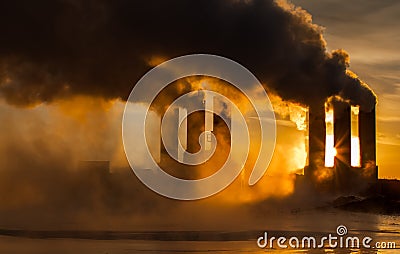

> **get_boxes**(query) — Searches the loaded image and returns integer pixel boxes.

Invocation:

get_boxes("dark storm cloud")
[0,0,375,110]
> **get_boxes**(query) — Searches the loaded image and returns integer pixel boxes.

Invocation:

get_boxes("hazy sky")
[291,0,400,178]
[0,0,398,185]
[0,2,399,230]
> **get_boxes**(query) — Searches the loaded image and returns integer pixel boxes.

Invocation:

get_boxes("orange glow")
[325,106,335,167]
[351,106,361,167]
[146,55,168,67]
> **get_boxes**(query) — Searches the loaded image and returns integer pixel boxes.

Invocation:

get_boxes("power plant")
[305,96,377,193]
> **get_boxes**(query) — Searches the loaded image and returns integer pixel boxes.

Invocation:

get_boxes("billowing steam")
[0,0,377,229]
[0,0,375,110]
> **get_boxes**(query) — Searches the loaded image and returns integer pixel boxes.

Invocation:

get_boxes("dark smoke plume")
[0,0,376,110]
[0,0,379,230]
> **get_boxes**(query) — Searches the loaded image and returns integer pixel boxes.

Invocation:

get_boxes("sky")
[291,0,400,178]
[0,0,398,214]
[0,0,399,230]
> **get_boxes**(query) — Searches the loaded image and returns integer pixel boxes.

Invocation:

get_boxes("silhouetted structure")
[305,98,377,194]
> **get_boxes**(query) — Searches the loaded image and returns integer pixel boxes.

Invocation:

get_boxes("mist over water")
[0,210,398,253]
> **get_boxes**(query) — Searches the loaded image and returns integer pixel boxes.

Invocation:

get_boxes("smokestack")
[305,105,326,181]
[161,107,187,162]
[331,99,351,190]
[332,99,351,167]
[306,95,377,191]
[186,92,231,156]
[359,106,378,181]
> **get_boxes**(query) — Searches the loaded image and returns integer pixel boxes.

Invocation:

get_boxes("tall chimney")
[331,99,351,190]
[306,105,326,181]
[332,99,351,167]
[359,106,378,180]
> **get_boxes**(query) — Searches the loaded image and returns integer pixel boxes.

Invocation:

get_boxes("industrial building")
[305,96,377,193]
